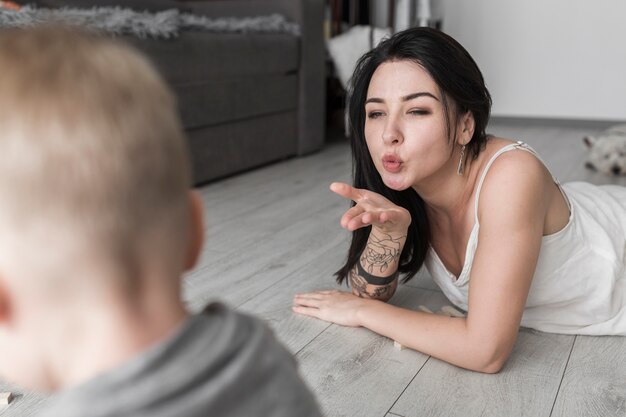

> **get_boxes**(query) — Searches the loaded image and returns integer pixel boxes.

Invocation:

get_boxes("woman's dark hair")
[335,27,492,284]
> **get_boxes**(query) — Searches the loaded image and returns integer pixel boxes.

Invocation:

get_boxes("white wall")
[441,0,626,121]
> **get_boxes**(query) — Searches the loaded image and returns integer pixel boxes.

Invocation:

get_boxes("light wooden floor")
[2,121,626,416]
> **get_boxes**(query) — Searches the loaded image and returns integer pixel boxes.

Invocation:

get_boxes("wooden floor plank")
[191,145,351,264]
[183,198,349,311]
[235,240,349,354]
[196,142,351,223]
[390,329,575,417]
[550,336,626,417]
[182,145,352,311]
[0,382,46,417]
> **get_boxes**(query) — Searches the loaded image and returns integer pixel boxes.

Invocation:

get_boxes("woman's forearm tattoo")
[350,271,369,297]
[348,230,405,300]
[361,230,405,274]
[349,265,398,299]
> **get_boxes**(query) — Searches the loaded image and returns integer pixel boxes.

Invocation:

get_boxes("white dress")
[425,141,626,335]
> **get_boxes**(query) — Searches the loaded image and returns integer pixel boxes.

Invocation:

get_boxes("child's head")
[0,26,201,390]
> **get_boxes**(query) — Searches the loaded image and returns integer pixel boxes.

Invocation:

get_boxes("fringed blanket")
[0,5,300,39]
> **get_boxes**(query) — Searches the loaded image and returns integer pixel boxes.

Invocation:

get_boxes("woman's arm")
[295,154,552,373]
[329,182,410,301]
[357,153,548,372]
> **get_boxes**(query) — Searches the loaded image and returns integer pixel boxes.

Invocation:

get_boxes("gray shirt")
[39,303,322,417]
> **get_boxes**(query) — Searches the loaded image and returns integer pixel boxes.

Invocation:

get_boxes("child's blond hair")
[0,26,192,288]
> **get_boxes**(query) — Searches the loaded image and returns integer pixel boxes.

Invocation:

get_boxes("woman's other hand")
[292,290,370,327]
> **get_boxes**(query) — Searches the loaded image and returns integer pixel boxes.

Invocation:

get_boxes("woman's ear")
[0,277,12,325]
[459,111,475,145]
[184,191,205,271]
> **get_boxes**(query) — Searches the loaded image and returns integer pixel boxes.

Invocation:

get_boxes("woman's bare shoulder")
[478,136,549,182]
[471,136,517,174]
[476,137,553,221]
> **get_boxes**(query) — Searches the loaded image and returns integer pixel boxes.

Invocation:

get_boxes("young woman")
[292,27,626,373]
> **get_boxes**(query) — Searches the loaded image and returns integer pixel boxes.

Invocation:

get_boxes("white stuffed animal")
[583,124,626,176]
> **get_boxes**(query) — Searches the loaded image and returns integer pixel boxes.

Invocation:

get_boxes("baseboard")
[489,116,625,129]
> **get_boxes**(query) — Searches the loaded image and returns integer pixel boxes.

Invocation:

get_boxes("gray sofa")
[18,0,326,185]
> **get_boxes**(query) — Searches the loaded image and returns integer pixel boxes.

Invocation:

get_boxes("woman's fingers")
[292,290,364,327]
[345,210,395,230]
[293,291,338,304]
[330,182,363,202]
[342,212,370,231]
[292,305,322,319]
[340,204,366,228]
[292,294,325,318]
[294,294,322,304]
[341,201,394,230]
[348,211,377,230]
[377,208,405,225]
[331,182,390,206]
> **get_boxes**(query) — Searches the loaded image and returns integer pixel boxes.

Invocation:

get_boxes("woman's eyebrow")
[402,92,439,102]
[365,92,439,104]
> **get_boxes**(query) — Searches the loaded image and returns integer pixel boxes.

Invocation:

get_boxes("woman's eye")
[367,111,384,119]
[408,109,429,116]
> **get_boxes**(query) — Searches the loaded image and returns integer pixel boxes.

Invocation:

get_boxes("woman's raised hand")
[330,182,411,234]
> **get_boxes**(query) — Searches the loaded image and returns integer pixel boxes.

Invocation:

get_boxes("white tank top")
[425,141,626,335]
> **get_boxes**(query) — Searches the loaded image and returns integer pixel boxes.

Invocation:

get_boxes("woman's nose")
[382,120,403,145]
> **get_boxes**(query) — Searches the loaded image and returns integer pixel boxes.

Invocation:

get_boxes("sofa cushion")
[128,31,298,84]
[188,111,297,184]
[176,74,297,128]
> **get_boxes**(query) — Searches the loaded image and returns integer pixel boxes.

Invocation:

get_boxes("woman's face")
[364,59,456,191]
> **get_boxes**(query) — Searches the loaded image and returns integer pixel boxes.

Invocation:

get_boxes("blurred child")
[0,26,321,417]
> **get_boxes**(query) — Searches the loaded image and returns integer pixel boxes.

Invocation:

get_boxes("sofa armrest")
[178,0,326,155]
[290,0,326,155]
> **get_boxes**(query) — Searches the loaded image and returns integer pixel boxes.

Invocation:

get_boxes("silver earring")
[457,144,466,176]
